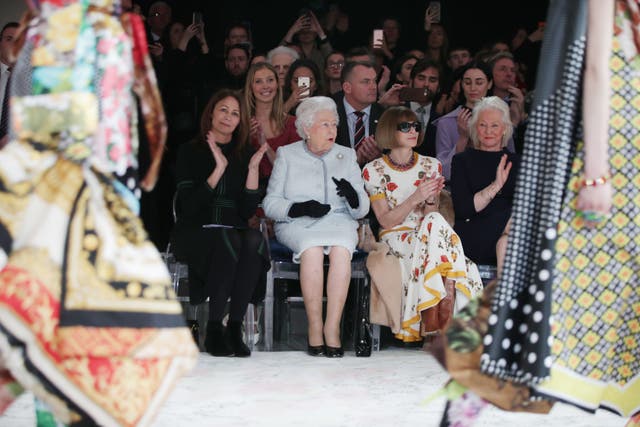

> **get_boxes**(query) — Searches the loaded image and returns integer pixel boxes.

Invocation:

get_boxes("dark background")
[139,0,550,56]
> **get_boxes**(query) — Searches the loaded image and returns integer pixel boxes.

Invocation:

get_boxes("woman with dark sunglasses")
[362,106,483,343]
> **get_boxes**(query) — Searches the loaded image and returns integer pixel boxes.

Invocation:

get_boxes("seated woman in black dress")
[172,89,269,357]
[450,96,519,266]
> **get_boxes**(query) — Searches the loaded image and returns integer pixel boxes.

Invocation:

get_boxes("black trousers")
[207,227,264,322]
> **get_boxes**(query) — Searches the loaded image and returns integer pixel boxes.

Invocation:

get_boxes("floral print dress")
[363,153,483,342]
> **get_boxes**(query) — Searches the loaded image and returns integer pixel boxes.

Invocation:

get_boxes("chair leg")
[371,324,381,351]
[244,303,255,351]
[264,264,275,351]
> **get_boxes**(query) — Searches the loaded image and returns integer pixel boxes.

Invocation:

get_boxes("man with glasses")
[324,51,345,95]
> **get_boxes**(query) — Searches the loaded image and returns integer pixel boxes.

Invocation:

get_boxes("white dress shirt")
[410,101,432,128]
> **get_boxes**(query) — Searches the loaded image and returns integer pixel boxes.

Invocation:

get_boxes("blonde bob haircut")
[375,106,422,150]
[467,96,513,149]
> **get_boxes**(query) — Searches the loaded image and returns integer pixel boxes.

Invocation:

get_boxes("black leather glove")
[332,177,359,209]
[288,200,331,218]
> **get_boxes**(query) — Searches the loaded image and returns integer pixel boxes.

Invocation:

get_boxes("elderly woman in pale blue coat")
[263,96,369,358]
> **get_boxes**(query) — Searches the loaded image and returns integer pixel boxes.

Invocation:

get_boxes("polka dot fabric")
[481,0,588,384]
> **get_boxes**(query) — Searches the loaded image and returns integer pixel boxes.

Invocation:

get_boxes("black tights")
[207,228,264,322]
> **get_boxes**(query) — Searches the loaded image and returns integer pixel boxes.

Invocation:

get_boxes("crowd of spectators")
[113,0,545,356]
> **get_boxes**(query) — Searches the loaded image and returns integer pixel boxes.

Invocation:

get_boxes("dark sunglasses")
[396,121,422,133]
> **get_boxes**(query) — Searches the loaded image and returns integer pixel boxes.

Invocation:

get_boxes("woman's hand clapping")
[493,154,513,191]
[412,173,445,207]
[206,130,228,188]
[248,143,269,171]
[207,130,228,172]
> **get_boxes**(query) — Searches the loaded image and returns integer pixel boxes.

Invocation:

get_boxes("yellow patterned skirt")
[534,38,640,416]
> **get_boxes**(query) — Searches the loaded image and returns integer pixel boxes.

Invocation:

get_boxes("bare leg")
[496,218,512,278]
[496,234,508,278]
[324,246,351,348]
[299,247,325,347]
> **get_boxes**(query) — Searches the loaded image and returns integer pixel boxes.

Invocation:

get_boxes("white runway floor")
[1,349,627,427]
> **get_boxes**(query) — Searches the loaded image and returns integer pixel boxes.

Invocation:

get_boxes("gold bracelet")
[580,173,610,188]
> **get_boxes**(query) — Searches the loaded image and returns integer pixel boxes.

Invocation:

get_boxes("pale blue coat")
[263,140,370,263]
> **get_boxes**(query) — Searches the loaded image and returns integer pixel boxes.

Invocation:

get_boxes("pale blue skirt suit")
[263,140,370,263]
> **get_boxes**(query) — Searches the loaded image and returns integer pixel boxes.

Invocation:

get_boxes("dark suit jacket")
[407,101,440,158]
[333,91,385,149]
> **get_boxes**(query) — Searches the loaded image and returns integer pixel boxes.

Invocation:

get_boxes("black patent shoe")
[324,345,344,358]
[307,343,325,356]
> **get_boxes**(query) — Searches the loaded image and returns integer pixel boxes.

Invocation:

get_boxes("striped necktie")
[353,110,365,148]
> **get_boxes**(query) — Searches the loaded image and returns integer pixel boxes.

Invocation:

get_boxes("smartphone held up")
[427,1,441,23]
[192,11,203,29]
[297,76,310,97]
[399,87,433,104]
[372,29,384,49]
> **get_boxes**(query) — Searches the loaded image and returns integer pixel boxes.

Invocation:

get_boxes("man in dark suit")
[0,21,18,148]
[405,59,442,158]
[333,61,385,165]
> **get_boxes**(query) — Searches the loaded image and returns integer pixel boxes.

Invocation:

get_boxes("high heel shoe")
[324,345,344,358]
[307,342,325,356]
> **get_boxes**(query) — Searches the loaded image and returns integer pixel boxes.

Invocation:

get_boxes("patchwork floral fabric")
[0,1,197,425]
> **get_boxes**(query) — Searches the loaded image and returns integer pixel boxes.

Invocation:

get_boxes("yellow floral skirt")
[381,212,483,342]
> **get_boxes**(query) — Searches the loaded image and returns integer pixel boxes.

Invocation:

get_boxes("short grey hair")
[489,51,515,71]
[468,96,513,148]
[267,46,300,63]
[295,96,339,139]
